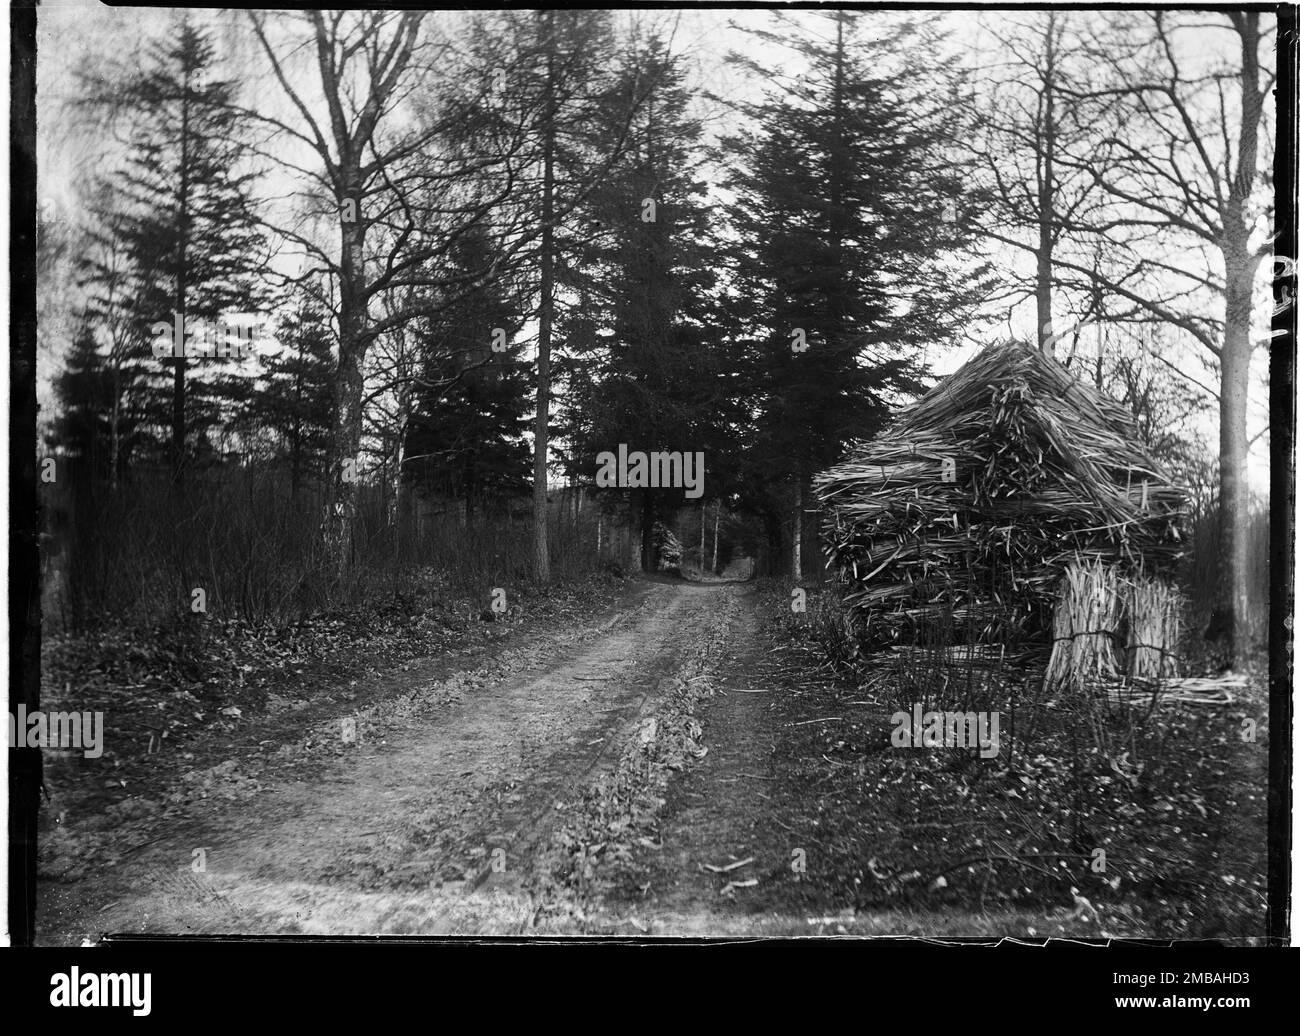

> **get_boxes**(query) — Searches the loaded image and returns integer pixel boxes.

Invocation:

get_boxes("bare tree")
[533,9,559,582]
[1054,11,1276,663]
[241,11,534,559]
[241,11,655,576]
[966,11,1117,354]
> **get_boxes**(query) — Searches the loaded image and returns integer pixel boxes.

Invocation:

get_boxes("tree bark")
[171,81,191,485]
[712,503,720,574]
[1219,281,1253,663]
[1035,12,1057,355]
[640,491,655,572]
[109,376,121,491]
[172,75,193,619]
[1216,10,1266,665]
[330,200,368,568]
[792,481,803,580]
[626,494,642,572]
[700,503,706,573]
[532,12,557,583]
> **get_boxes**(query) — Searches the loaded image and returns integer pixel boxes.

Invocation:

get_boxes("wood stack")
[816,341,1188,664]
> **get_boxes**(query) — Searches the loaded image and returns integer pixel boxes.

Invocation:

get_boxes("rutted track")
[38,580,746,940]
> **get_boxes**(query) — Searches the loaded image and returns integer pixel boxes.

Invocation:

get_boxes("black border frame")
[6,0,1296,954]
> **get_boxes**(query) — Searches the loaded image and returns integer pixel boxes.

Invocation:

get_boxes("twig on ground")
[919,851,1093,890]
[704,856,755,874]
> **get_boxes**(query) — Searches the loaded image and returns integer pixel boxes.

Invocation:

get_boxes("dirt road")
[38,573,1266,942]
[39,578,764,941]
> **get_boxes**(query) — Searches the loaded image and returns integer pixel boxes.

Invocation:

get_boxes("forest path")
[38,577,752,940]
[588,584,798,934]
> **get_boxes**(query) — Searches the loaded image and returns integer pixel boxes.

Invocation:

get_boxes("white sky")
[34,3,1276,493]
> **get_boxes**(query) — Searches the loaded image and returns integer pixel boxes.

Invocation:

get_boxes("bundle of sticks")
[816,342,1187,660]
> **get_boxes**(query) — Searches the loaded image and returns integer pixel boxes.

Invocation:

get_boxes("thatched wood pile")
[815,341,1187,657]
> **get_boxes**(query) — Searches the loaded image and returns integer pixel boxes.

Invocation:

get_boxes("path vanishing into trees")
[38,569,1268,942]
[39,577,800,940]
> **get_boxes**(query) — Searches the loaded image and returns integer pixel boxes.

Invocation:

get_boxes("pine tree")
[52,323,119,478]
[402,228,532,509]
[723,11,992,576]
[74,183,163,481]
[99,17,269,483]
[247,293,336,499]
[559,39,733,570]
[463,9,659,578]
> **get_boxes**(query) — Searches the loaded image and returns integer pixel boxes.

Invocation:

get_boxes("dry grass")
[1045,559,1182,696]
[1045,558,1124,692]
[1126,577,1181,680]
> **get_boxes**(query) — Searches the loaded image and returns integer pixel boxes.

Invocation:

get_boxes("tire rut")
[42,580,744,940]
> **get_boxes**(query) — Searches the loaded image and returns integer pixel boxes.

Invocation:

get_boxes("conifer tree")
[723,11,991,575]
[248,293,336,499]
[560,40,733,569]
[98,18,269,482]
[402,227,532,509]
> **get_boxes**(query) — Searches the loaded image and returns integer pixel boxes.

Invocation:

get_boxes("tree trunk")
[532,12,556,583]
[172,85,191,486]
[640,492,655,572]
[1215,11,1265,666]
[763,510,782,577]
[393,409,408,540]
[1035,13,1057,355]
[290,342,304,501]
[172,83,192,619]
[626,494,643,571]
[109,374,121,491]
[712,503,720,574]
[792,482,803,580]
[1219,255,1257,665]
[330,204,368,569]
[700,503,706,574]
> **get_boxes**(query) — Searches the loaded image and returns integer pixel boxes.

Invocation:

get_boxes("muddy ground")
[36,576,1268,942]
